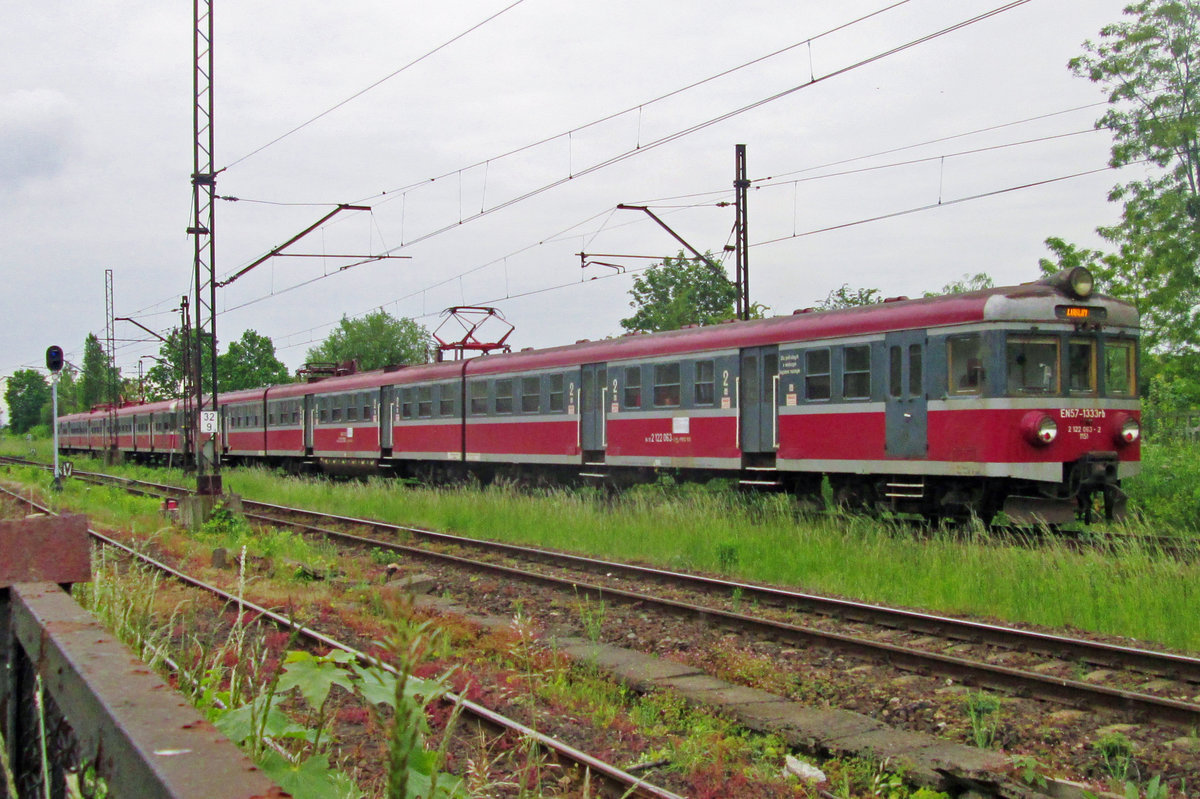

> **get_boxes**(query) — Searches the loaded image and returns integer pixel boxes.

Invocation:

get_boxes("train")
[57,267,1141,524]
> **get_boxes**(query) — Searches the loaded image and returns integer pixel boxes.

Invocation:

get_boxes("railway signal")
[46,345,63,490]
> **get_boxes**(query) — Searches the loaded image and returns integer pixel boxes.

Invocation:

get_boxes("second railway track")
[17,458,1200,731]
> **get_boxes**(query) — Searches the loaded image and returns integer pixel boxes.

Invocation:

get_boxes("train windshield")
[1005,336,1060,395]
[1105,339,1137,396]
[1067,338,1097,396]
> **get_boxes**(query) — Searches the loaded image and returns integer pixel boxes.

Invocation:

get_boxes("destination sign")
[1055,305,1107,322]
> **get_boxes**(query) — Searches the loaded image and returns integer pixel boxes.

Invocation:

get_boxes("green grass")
[6,435,1200,652]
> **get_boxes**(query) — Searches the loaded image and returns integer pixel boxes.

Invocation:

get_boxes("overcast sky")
[1,0,1139,414]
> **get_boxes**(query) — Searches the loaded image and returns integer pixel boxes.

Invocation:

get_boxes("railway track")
[0,480,686,799]
[9,456,1200,731]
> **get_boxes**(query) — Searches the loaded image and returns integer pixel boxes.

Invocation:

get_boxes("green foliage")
[1093,730,1136,781]
[218,329,291,390]
[306,310,431,371]
[923,272,994,297]
[817,284,881,310]
[620,251,738,332]
[144,328,215,401]
[78,333,120,409]
[964,691,1002,749]
[1049,1,1200,357]
[1123,439,1200,530]
[4,369,49,433]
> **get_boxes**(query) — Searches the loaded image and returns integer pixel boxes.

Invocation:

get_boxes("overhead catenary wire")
[122,0,1038,331]
[221,0,531,173]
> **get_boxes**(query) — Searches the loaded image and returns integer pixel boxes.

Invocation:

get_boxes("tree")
[924,272,994,297]
[817,285,882,310]
[143,328,215,401]
[1054,0,1200,355]
[306,310,431,371]
[218,330,291,391]
[78,333,119,409]
[620,251,738,333]
[4,370,49,434]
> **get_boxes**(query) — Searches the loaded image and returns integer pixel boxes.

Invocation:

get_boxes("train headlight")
[1068,267,1094,299]
[1114,414,1140,445]
[1041,266,1094,299]
[1021,411,1058,446]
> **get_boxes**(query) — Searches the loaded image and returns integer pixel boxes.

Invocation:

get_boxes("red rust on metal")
[0,514,90,587]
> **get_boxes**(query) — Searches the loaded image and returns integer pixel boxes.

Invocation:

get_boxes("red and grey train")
[58,268,1141,524]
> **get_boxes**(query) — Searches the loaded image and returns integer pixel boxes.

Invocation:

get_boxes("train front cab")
[923,295,1139,524]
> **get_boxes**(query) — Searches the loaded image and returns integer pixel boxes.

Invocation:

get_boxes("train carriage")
[54,268,1139,524]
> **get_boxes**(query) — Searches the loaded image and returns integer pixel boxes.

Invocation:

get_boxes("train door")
[580,363,607,461]
[379,386,393,451]
[739,345,779,458]
[884,331,928,458]
[304,394,315,453]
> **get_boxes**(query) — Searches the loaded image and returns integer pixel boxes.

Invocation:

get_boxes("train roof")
[464,277,1138,376]
[57,272,1138,419]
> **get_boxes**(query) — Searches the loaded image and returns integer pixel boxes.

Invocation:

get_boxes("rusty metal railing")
[0,514,285,799]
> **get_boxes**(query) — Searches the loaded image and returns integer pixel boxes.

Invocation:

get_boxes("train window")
[417,386,433,418]
[842,346,870,399]
[695,360,715,405]
[1105,340,1136,396]
[948,335,984,395]
[521,377,540,413]
[292,404,301,425]
[1006,336,1060,395]
[1068,339,1097,396]
[346,402,358,422]
[470,381,489,415]
[400,388,415,419]
[549,374,565,412]
[331,405,343,422]
[623,367,641,409]
[363,395,374,421]
[889,348,902,397]
[805,349,830,401]
[909,344,922,397]
[495,379,514,414]
[440,384,456,417]
[653,363,681,407]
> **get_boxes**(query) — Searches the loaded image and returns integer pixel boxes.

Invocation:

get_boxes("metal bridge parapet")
[0,515,286,799]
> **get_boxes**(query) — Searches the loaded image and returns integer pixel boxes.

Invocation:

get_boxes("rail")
[0,515,283,799]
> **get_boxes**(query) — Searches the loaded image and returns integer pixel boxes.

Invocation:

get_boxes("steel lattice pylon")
[188,0,221,494]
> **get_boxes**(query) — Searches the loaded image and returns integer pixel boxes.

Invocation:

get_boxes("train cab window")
[1105,340,1136,396]
[549,374,566,413]
[1068,338,1098,396]
[653,363,681,407]
[695,360,715,405]
[623,367,641,409]
[417,386,433,418]
[1006,336,1060,395]
[805,349,831,401]
[948,335,984,395]
[495,379,514,414]
[842,346,871,399]
[521,377,540,413]
[470,382,489,415]
[439,384,456,417]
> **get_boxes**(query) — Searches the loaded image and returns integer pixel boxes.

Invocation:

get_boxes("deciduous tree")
[620,251,738,333]
[4,370,49,434]
[306,311,431,371]
[218,330,291,390]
